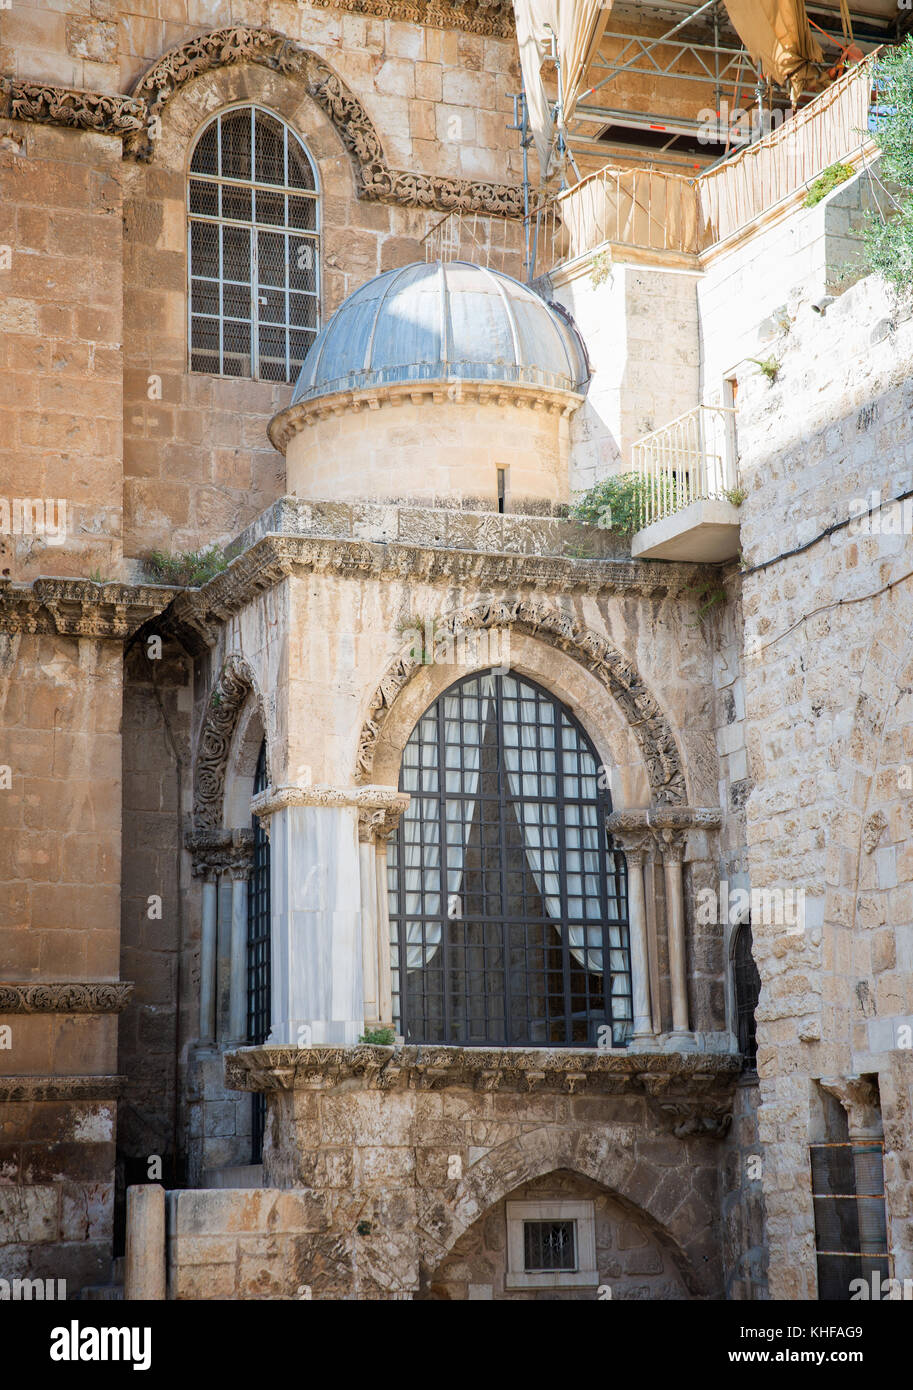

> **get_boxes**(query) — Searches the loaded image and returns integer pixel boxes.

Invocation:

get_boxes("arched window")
[188,105,319,382]
[247,740,270,1161]
[732,917,760,1071]
[387,670,633,1047]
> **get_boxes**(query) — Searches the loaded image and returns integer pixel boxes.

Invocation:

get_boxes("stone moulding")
[225,1044,739,1134]
[122,26,524,218]
[250,782,410,821]
[0,78,147,138]
[355,598,688,804]
[268,379,583,453]
[0,982,133,1014]
[0,1075,126,1102]
[193,654,263,832]
[307,0,515,38]
[0,577,178,638]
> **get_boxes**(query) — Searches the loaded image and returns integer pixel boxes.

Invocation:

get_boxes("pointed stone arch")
[193,653,268,832]
[354,598,688,805]
[125,25,523,217]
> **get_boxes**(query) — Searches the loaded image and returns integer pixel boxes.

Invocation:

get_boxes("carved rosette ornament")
[0,982,133,1014]
[356,600,689,805]
[121,26,524,216]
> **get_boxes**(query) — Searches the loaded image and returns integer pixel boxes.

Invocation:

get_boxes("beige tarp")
[557,167,703,260]
[513,0,611,178]
[723,0,824,104]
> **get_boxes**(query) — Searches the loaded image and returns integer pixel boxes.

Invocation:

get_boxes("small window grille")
[524,1220,577,1272]
[247,740,271,1162]
[188,106,319,382]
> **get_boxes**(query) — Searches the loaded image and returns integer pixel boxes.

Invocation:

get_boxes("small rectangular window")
[523,1220,577,1272]
[497,466,507,514]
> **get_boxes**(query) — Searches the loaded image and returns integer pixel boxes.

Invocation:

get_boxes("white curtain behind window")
[513,0,612,178]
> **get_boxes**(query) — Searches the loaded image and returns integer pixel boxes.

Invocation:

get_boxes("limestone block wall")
[547,254,702,496]
[731,269,913,1296]
[0,122,123,583]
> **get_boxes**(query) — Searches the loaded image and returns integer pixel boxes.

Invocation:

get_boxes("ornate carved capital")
[820,1075,883,1139]
[228,828,256,879]
[251,783,410,833]
[0,578,178,639]
[2,79,147,139]
[186,828,232,878]
[0,982,133,1014]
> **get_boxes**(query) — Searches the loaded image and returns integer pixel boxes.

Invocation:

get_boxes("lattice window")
[732,917,761,1071]
[387,670,633,1048]
[188,106,319,382]
[247,739,270,1163]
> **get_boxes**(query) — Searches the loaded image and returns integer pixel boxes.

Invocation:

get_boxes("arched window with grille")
[732,917,761,1072]
[247,740,271,1161]
[188,105,319,382]
[387,670,633,1048]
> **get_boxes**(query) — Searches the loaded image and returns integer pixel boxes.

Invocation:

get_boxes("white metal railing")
[632,405,738,528]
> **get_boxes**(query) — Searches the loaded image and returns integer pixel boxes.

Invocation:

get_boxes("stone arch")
[418,1138,709,1297]
[124,25,523,217]
[193,654,269,831]
[355,599,688,806]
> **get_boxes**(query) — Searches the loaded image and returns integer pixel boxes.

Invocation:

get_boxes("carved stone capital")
[0,578,177,639]
[251,783,411,831]
[227,828,256,879]
[0,982,133,1014]
[186,828,232,878]
[358,802,407,843]
[820,1075,883,1138]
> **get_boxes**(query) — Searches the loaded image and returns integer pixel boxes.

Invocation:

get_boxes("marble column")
[607,814,655,1047]
[228,830,255,1043]
[658,828,690,1042]
[358,806,403,1030]
[252,785,409,1048]
[199,875,218,1045]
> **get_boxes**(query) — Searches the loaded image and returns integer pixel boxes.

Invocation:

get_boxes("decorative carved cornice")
[0,1075,126,1102]
[269,380,582,453]
[193,654,263,832]
[251,782,410,821]
[122,27,524,217]
[357,600,688,805]
[225,1044,740,1135]
[307,0,515,38]
[0,578,178,639]
[1,78,147,139]
[0,983,132,1014]
[167,534,699,655]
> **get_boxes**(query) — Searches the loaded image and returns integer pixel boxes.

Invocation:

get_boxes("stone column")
[228,830,255,1043]
[607,813,655,1047]
[252,785,409,1048]
[657,828,690,1042]
[125,1184,166,1300]
[820,1076,886,1259]
[199,876,219,1044]
[358,805,404,1030]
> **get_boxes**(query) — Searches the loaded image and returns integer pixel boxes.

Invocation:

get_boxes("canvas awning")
[723,0,825,104]
[513,0,611,178]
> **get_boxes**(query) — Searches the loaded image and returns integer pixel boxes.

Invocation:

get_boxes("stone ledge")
[0,578,178,638]
[0,1075,126,1102]
[0,983,133,1014]
[226,1044,741,1096]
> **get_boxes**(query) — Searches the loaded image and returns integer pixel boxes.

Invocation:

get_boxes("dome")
[291,260,589,405]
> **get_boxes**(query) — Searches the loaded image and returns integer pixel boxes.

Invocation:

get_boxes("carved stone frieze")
[0,982,133,1014]
[0,1075,126,1102]
[225,1045,739,1135]
[356,600,688,805]
[307,0,515,38]
[122,26,524,216]
[0,578,178,639]
[2,79,147,139]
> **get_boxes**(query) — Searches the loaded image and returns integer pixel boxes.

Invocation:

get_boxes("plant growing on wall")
[359,1027,395,1045]
[590,249,613,287]
[147,545,228,587]
[803,162,855,208]
[749,355,780,383]
[570,472,648,533]
[863,37,913,296]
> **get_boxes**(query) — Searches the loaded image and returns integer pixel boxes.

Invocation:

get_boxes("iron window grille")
[387,670,633,1047]
[810,1141,890,1300]
[524,1220,577,1273]
[732,917,761,1072]
[187,105,320,382]
[247,739,270,1162]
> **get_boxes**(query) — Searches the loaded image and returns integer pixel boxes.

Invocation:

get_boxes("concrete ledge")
[631,499,742,562]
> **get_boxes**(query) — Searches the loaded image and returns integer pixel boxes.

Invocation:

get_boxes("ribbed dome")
[291,261,589,405]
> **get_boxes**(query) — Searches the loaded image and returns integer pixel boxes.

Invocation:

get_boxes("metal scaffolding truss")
[587,27,749,94]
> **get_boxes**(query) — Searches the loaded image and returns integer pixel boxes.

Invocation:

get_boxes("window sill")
[505,1271,600,1290]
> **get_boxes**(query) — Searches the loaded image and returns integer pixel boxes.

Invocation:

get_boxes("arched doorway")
[387,670,633,1047]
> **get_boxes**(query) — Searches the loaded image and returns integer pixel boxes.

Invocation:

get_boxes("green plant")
[359,1026,395,1045]
[570,472,649,534]
[723,486,747,507]
[688,578,727,624]
[590,248,613,288]
[863,38,913,296]
[749,355,780,383]
[803,161,855,208]
[87,568,107,584]
[396,614,446,664]
[146,544,228,588]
